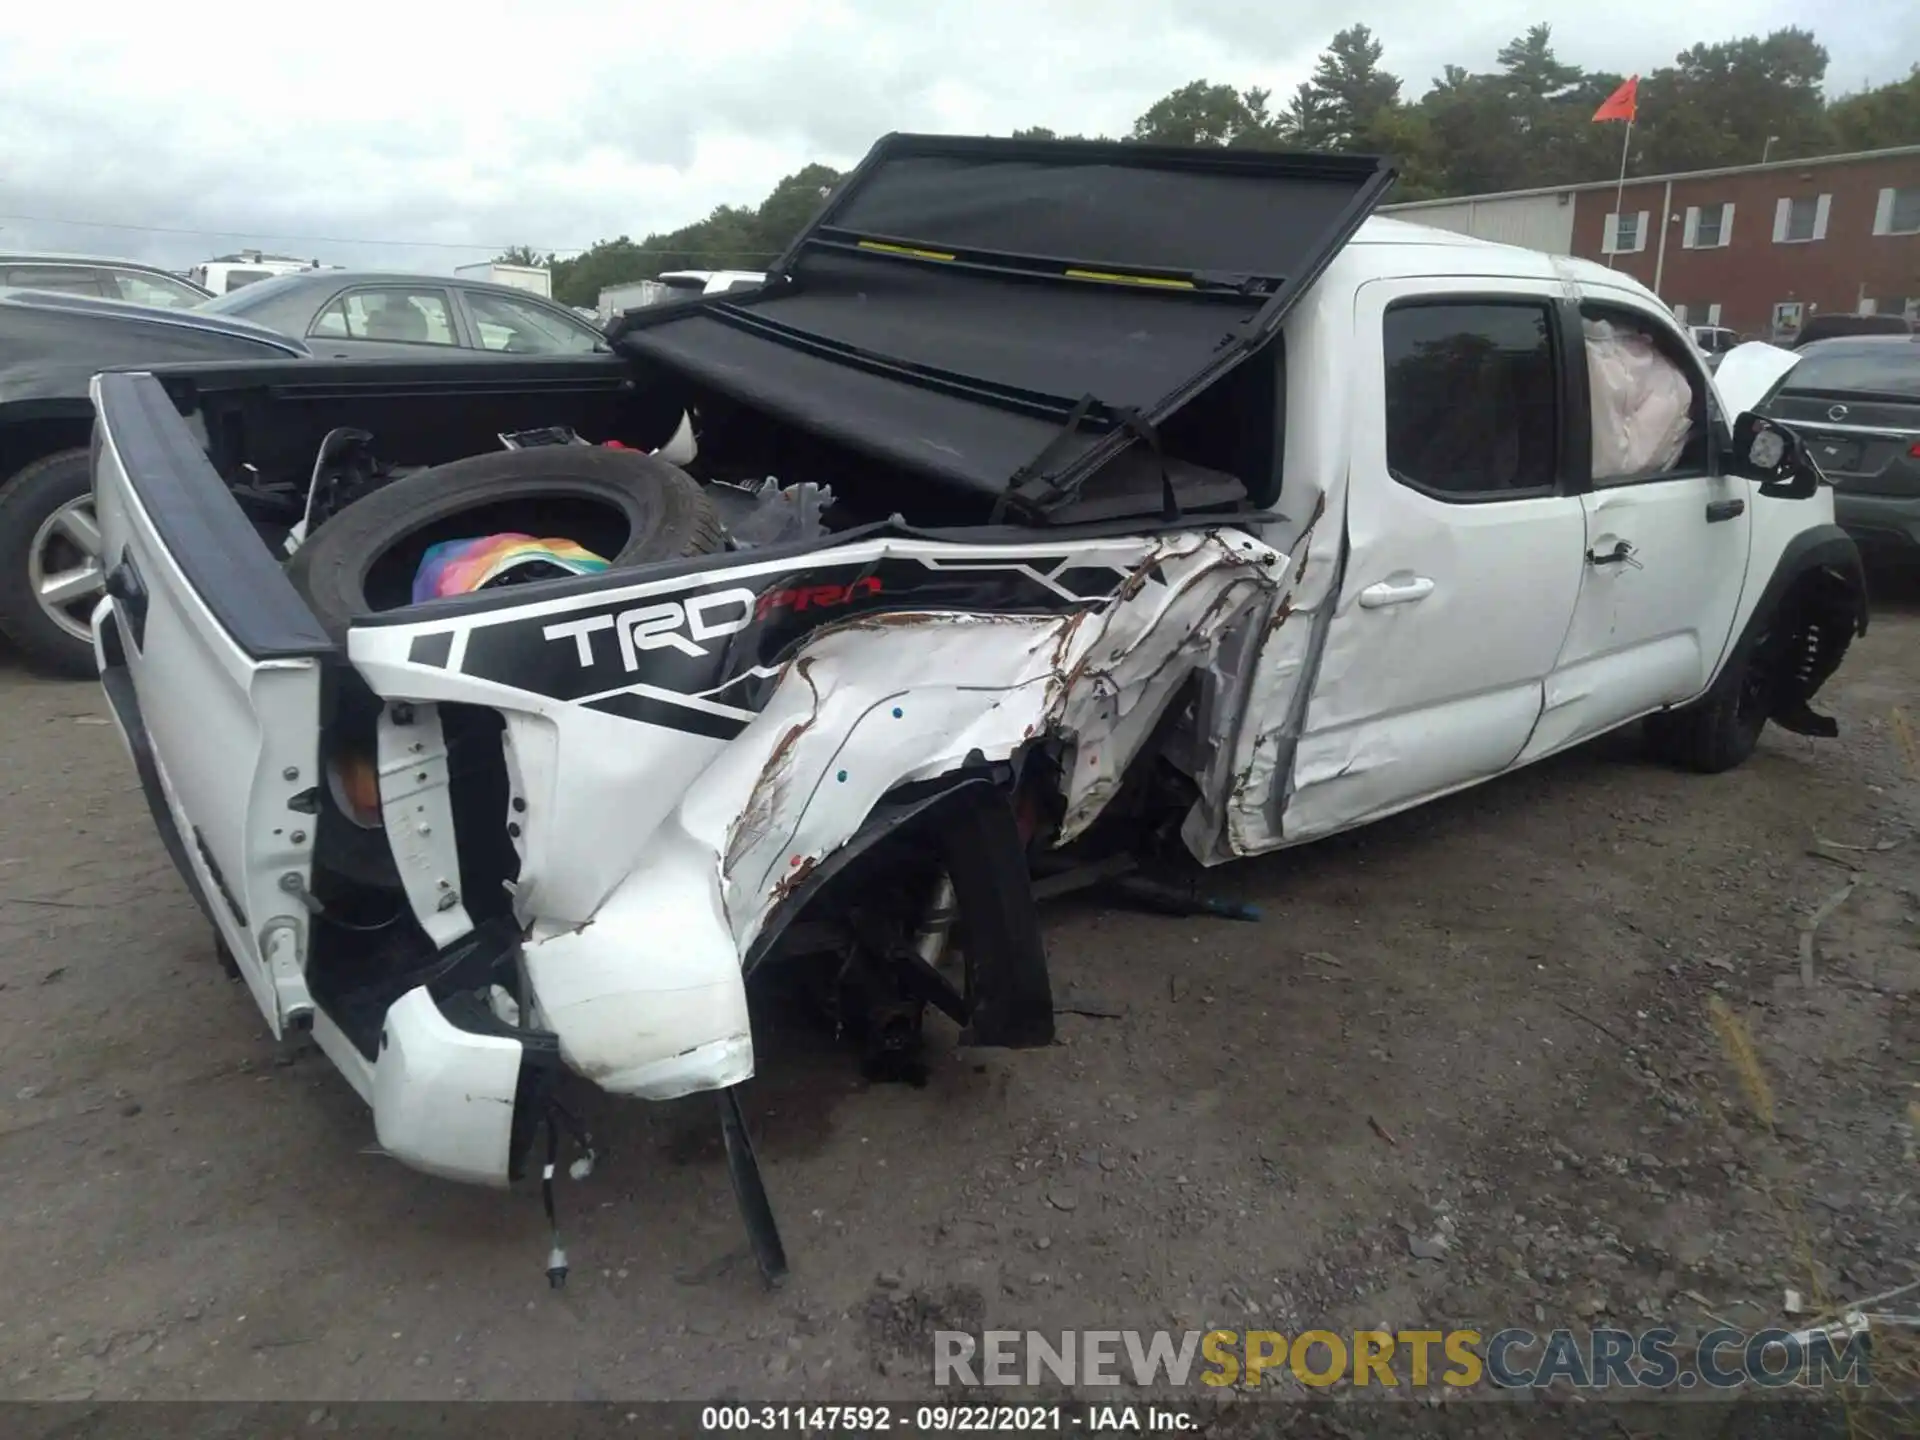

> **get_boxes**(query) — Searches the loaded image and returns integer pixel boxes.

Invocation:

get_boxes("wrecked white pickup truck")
[88,135,1864,1284]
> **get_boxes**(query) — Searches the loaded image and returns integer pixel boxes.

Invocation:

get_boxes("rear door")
[1282,278,1588,839]
[90,370,335,1036]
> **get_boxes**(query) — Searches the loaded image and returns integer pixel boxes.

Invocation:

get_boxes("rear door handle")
[1705,498,1746,523]
[1358,576,1435,608]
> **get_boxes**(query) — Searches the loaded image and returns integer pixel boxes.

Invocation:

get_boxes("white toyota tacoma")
[86,134,1864,1282]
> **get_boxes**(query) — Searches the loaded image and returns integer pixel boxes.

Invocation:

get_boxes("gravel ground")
[0,572,1914,1419]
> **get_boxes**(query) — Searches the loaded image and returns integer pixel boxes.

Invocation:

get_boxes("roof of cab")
[1343,214,1666,306]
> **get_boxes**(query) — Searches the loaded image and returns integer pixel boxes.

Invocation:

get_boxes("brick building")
[1380,145,1920,340]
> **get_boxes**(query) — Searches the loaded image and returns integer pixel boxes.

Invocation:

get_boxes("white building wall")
[1380,193,1578,255]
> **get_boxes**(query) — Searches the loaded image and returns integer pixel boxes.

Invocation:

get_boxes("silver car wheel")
[28,494,105,643]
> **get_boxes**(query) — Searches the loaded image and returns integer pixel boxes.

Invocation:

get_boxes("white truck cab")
[189,252,328,295]
[85,135,1862,1283]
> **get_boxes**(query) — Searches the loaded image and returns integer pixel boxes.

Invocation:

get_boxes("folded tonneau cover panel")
[613,133,1393,517]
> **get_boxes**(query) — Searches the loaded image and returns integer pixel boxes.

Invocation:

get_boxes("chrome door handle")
[1358,576,1435,608]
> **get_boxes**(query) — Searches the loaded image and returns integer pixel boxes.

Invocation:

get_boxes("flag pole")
[1607,116,1633,269]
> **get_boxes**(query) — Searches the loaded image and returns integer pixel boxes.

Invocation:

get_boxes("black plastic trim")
[742,776,991,973]
[95,371,335,661]
[806,228,1273,301]
[1744,524,1870,642]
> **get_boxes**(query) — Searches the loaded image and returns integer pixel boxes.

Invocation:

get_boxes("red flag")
[1593,75,1639,123]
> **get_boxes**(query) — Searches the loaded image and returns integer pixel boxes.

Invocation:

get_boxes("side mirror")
[1729,412,1823,499]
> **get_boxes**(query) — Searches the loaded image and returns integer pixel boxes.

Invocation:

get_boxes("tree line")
[520,25,1919,309]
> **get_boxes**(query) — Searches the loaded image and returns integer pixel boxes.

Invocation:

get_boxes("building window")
[1684,203,1734,249]
[1772,194,1831,244]
[1603,211,1648,255]
[1873,187,1920,236]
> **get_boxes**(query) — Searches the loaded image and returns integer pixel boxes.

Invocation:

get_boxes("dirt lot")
[0,573,1915,1416]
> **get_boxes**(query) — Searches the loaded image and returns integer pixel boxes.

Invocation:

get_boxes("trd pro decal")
[449,551,1136,735]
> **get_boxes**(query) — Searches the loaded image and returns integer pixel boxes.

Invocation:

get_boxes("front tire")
[0,448,103,678]
[1645,625,1775,774]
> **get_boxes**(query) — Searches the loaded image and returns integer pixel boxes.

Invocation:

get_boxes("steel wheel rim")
[28,494,105,643]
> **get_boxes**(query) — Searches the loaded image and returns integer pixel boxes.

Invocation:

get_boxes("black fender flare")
[1746,524,1868,639]
[0,396,96,478]
[742,769,1056,1049]
[1728,523,1867,737]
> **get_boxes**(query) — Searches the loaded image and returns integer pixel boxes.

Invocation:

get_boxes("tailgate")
[90,370,335,1036]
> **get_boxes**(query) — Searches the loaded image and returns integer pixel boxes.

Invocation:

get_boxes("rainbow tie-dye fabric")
[412,534,610,603]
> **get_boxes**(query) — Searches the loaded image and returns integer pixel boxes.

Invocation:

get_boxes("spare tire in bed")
[287,445,725,637]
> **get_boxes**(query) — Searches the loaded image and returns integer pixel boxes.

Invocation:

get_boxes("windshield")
[114,269,209,309]
[1782,344,1920,398]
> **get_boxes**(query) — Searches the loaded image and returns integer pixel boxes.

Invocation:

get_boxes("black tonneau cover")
[612,134,1393,519]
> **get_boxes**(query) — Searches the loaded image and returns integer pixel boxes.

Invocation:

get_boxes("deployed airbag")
[1585,317,1692,479]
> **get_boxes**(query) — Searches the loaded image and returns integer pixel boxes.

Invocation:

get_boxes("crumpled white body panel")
[353,529,1284,1099]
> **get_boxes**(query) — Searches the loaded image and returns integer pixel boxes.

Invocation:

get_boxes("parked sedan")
[0,251,212,309]
[199,271,610,359]
[1760,335,1920,559]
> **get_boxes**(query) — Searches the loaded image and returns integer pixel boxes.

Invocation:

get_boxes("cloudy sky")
[1,0,1910,275]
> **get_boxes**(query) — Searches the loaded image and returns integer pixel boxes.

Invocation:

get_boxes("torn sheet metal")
[350,528,1284,1099]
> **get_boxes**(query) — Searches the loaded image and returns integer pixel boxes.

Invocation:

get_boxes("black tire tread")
[286,445,723,638]
[0,447,98,677]
[1645,636,1768,775]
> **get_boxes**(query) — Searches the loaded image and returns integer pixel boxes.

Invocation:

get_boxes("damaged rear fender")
[518,529,1283,1099]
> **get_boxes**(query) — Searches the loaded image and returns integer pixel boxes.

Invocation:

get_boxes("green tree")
[1828,65,1920,150]
[751,163,845,260]
[1639,28,1834,172]
[1130,81,1283,147]
[493,244,546,266]
[545,164,845,308]
[1304,25,1403,150]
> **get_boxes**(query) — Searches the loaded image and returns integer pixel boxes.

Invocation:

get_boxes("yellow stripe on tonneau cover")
[858,240,956,261]
[1063,268,1195,290]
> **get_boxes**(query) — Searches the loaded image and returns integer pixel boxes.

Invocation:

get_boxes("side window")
[1382,300,1560,499]
[311,288,457,345]
[3,264,108,296]
[1579,302,1711,484]
[464,290,602,354]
